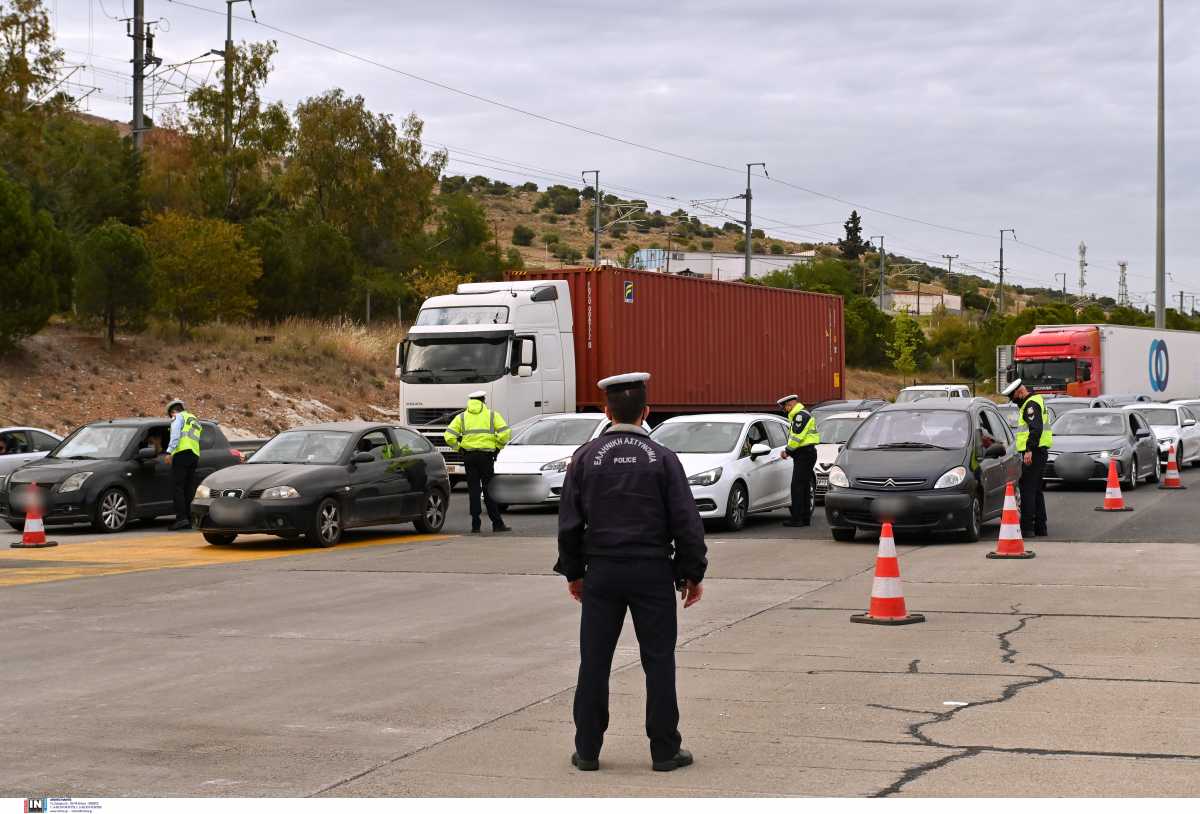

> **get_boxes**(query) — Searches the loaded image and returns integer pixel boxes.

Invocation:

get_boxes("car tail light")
[231,449,245,462]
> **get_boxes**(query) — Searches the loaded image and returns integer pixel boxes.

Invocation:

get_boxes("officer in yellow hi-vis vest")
[445,390,512,533]
[777,393,821,527]
[165,398,203,531]
[1003,378,1053,537]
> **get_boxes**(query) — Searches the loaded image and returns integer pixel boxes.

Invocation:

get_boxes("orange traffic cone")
[10,483,58,549]
[987,482,1035,559]
[1159,442,1186,490]
[851,522,925,625]
[1095,458,1133,512]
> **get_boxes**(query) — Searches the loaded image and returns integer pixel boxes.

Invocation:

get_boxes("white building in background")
[882,289,962,315]
[631,249,816,281]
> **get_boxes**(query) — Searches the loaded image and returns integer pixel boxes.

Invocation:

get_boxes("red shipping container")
[512,267,844,412]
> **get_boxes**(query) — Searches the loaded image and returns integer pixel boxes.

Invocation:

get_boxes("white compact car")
[650,413,792,531]
[813,411,871,503]
[0,426,63,489]
[491,413,613,506]
[1124,403,1200,465]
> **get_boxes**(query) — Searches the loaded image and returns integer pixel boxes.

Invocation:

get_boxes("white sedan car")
[491,413,612,506]
[0,426,63,489]
[1124,404,1200,466]
[650,413,792,531]
[814,411,871,503]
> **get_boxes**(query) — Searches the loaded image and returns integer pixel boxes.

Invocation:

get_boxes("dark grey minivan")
[823,399,1023,542]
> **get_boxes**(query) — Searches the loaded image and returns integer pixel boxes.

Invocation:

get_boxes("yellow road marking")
[0,531,448,588]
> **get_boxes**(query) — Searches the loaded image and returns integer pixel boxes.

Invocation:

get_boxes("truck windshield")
[402,336,510,384]
[415,306,509,326]
[1016,360,1077,387]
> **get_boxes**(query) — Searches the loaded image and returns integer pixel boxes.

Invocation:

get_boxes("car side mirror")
[984,444,1006,459]
[351,451,374,464]
[517,364,533,378]
[1136,429,1152,439]
[749,443,771,459]
[1185,419,1197,428]
[137,446,157,460]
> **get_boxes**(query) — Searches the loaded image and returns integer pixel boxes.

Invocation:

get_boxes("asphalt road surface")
[3,474,1199,796]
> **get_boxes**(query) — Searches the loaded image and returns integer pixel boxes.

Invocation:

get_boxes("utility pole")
[871,236,886,310]
[1078,241,1088,299]
[1179,289,1185,315]
[131,0,145,151]
[998,228,1015,315]
[1055,272,1067,299]
[223,1,256,153]
[583,170,600,267]
[942,254,958,277]
[1155,0,1166,328]
[744,162,766,280]
[1118,261,1130,307]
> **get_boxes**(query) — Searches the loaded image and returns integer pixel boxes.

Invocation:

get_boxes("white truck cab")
[396,280,577,475]
[895,384,973,403]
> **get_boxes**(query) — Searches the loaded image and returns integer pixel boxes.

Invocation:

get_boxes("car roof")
[1122,403,1173,411]
[1079,408,1128,416]
[89,417,212,427]
[878,398,974,412]
[821,411,872,420]
[900,384,968,390]
[0,426,61,435]
[290,420,392,432]
[659,413,784,424]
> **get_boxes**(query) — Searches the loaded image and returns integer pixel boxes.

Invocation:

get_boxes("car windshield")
[652,422,743,454]
[51,425,139,460]
[850,410,969,450]
[1137,409,1179,428]
[1054,413,1126,436]
[896,389,949,403]
[1051,401,1090,416]
[401,336,510,384]
[817,417,863,445]
[251,430,351,464]
[998,405,1019,428]
[511,418,602,446]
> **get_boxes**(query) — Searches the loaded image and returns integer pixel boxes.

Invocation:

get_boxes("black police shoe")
[169,519,191,531]
[653,749,693,772]
[1034,527,1048,538]
[492,523,512,533]
[571,752,599,771]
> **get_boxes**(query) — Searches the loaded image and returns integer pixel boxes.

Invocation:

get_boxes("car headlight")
[1158,439,1173,450]
[827,465,849,488]
[540,456,571,474]
[261,485,300,500]
[194,484,212,499]
[933,466,967,489]
[1096,447,1126,460]
[687,467,723,487]
[58,472,93,493]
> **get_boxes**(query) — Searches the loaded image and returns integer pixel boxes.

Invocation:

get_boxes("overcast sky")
[48,0,1200,304]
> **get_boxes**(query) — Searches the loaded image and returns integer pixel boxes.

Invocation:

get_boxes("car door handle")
[534,401,543,407]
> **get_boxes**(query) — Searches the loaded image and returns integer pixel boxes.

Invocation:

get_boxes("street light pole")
[1155,0,1167,328]
[744,162,766,280]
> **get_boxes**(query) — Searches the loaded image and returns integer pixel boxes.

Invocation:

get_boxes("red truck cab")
[1012,326,1099,397]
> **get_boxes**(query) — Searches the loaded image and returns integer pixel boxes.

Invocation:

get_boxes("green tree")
[35,115,144,231]
[433,193,502,281]
[77,220,152,347]
[0,169,57,350]
[511,224,535,246]
[838,210,868,260]
[144,211,262,334]
[0,0,65,179]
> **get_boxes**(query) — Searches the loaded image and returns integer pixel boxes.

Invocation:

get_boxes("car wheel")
[1125,456,1138,490]
[203,532,236,545]
[722,482,748,532]
[414,488,448,533]
[961,494,982,543]
[93,488,131,533]
[308,497,343,548]
[1148,453,1162,483]
[831,527,857,542]
[807,475,816,519]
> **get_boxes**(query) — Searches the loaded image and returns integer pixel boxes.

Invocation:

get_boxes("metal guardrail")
[229,438,269,456]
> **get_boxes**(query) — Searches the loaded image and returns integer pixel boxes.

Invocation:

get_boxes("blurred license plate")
[816,475,829,485]
[210,499,255,526]
[447,464,464,475]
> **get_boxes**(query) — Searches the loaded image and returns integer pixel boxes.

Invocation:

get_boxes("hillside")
[0,321,907,437]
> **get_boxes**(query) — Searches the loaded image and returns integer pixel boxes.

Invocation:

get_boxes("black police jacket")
[554,424,708,584]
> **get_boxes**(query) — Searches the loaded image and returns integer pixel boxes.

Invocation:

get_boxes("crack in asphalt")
[907,659,920,674]
[997,614,1040,664]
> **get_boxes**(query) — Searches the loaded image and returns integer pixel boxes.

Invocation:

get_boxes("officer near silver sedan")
[556,372,707,773]
[777,393,820,527]
[1003,378,1052,537]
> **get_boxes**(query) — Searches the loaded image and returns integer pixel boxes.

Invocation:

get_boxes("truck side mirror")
[520,339,535,367]
[1080,362,1092,382]
[395,341,408,377]
[517,365,533,378]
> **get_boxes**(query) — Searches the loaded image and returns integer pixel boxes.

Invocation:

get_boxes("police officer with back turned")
[165,398,202,531]
[777,393,820,527]
[1003,378,1052,537]
[556,372,707,773]
[444,390,512,534]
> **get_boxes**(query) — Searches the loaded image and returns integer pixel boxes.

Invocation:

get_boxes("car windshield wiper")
[59,455,95,460]
[870,441,955,450]
[404,368,439,381]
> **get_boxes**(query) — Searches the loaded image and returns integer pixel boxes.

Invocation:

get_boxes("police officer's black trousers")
[789,446,818,521]
[1018,447,1048,533]
[462,450,503,528]
[573,557,682,763]
[172,449,199,523]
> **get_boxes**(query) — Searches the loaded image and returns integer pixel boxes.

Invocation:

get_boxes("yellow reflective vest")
[787,403,820,450]
[1015,394,1053,451]
[176,411,202,456]
[444,399,511,452]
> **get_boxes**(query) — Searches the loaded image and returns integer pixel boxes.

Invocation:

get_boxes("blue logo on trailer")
[1148,339,1169,392]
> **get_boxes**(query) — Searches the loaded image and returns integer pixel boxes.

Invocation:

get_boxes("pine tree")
[838,210,867,260]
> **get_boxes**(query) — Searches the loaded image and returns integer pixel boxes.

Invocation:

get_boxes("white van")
[895,384,973,403]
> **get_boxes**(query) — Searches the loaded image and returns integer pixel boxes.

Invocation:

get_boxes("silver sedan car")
[1045,409,1160,489]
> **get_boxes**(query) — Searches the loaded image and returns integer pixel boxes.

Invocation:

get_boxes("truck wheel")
[204,532,236,545]
[722,483,748,531]
[831,527,857,542]
[308,497,343,548]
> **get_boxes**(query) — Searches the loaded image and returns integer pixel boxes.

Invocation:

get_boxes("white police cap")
[468,390,487,400]
[1001,379,1023,397]
[775,393,800,407]
[597,372,650,392]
